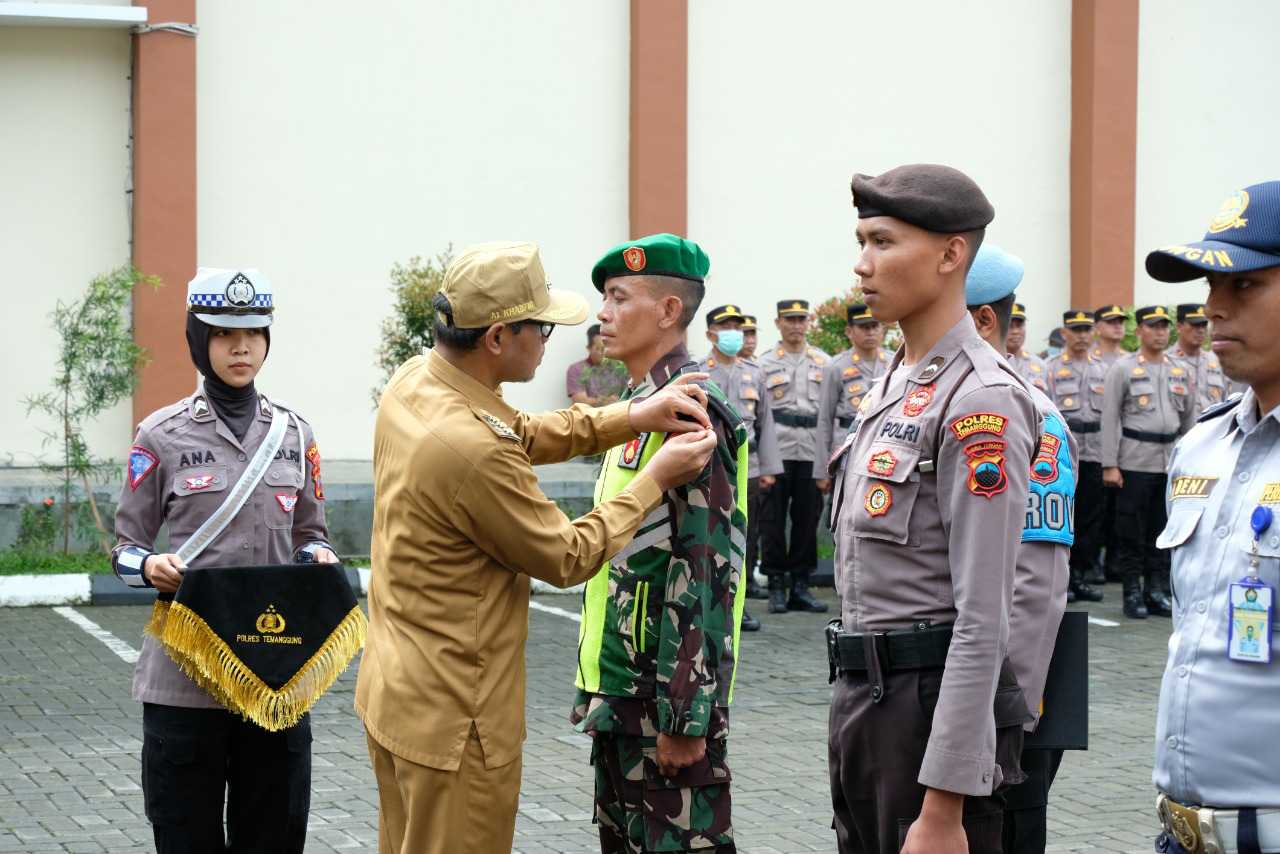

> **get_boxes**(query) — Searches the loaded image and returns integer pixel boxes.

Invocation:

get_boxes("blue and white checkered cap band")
[188,293,273,308]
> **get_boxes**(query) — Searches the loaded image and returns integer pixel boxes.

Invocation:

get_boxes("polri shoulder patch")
[476,409,520,441]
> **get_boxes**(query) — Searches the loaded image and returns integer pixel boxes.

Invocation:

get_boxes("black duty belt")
[836,415,854,429]
[1066,419,1101,434]
[774,411,818,428]
[1123,427,1179,444]
[825,620,952,676]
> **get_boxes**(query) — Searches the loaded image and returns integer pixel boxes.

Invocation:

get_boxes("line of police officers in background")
[581,295,1245,632]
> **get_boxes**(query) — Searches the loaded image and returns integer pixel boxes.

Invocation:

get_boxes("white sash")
[176,406,290,564]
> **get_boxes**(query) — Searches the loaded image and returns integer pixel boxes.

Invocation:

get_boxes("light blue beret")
[964,243,1024,306]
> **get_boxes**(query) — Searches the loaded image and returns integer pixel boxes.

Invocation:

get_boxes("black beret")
[851,164,995,233]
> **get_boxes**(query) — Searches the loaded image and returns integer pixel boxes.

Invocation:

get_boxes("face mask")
[715,329,744,356]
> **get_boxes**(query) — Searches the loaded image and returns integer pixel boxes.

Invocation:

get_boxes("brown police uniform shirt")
[1009,349,1053,395]
[113,385,331,708]
[814,348,891,474]
[354,350,664,771]
[1172,343,1228,414]
[756,344,830,462]
[1049,352,1108,463]
[700,350,783,479]
[1101,352,1197,473]
[828,314,1040,796]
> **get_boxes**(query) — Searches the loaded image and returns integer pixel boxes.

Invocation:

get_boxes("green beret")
[591,233,710,292]
[851,163,995,233]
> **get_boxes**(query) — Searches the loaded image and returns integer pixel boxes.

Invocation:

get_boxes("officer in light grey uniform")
[113,268,336,853]
[827,164,1041,854]
[1091,304,1129,368]
[814,303,892,472]
[1171,302,1229,413]
[699,302,783,628]
[1101,305,1197,619]
[757,300,830,614]
[1145,180,1280,854]
[1052,309,1110,599]
[1007,303,1053,395]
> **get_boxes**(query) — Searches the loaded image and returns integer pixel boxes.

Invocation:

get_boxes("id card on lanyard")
[1228,506,1276,664]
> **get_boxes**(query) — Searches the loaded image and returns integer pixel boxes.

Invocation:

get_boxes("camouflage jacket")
[573,343,748,739]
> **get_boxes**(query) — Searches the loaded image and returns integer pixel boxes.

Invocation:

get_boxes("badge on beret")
[867,450,899,477]
[964,440,1009,498]
[865,483,892,517]
[128,447,158,491]
[624,247,646,272]
[1030,434,1060,485]
[903,383,935,417]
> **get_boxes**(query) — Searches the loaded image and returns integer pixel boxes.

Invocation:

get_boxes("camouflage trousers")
[590,732,736,854]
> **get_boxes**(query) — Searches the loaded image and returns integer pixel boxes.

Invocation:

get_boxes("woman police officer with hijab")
[112,268,338,853]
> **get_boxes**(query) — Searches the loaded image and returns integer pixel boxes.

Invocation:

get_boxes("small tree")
[372,247,452,406]
[807,285,902,355]
[25,266,158,554]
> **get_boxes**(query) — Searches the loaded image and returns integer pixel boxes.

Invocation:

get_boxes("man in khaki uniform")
[814,303,891,479]
[1090,304,1128,367]
[1051,310,1109,600]
[1007,302,1053,394]
[354,241,718,854]
[1101,304,1197,620]
[1171,302,1228,412]
[826,164,1040,854]
[699,302,783,628]
[757,299,831,614]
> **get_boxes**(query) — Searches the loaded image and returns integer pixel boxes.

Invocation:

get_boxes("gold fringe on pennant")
[144,598,172,641]
[152,602,368,732]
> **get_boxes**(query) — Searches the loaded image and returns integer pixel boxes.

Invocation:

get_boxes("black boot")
[1066,587,1077,604]
[1070,568,1104,603]
[768,577,788,614]
[740,611,761,632]
[1145,590,1174,618]
[1123,579,1148,619]
[788,577,828,613]
[745,579,769,600]
[1084,565,1107,585]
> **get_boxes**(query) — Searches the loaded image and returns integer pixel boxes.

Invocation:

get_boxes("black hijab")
[186,315,271,442]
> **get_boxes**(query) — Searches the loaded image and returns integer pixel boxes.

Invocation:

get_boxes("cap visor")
[1064,321,1093,328]
[1146,240,1280,282]
[194,312,272,329]
[533,289,591,326]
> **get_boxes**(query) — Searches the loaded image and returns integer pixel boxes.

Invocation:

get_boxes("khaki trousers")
[365,725,521,854]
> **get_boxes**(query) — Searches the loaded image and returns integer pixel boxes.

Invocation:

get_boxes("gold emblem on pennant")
[256,605,286,634]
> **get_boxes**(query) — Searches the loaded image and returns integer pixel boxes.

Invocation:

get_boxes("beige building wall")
[196,0,630,459]
[686,0,1074,355]
[1133,0,1280,309]
[0,26,135,470]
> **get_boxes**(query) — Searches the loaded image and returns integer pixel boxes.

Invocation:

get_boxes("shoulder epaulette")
[475,408,520,441]
[1197,395,1243,423]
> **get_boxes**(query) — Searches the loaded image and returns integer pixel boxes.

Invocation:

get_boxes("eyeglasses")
[513,320,555,339]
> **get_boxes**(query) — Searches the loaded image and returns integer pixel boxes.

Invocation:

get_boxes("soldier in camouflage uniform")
[574,234,748,854]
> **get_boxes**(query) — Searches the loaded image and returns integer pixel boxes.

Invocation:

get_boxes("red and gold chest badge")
[623,246,646,271]
[306,442,325,500]
[964,440,1009,498]
[902,383,935,417]
[865,483,893,516]
[618,433,650,470]
[867,449,899,477]
[1030,434,1060,484]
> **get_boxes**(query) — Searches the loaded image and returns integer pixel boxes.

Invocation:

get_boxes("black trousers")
[1101,485,1119,574]
[760,459,820,581]
[1069,461,1104,580]
[746,476,761,577]
[1001,747,1063,854]
[142,703,311,854]
[1114,470,1171,594]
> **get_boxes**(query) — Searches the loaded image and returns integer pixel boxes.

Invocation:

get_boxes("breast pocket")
[845,381,866,409]
[264,463,304,530]
[1207,366,1225,401]
[1167,376,1191,412]
[1128,376,1156,411]
[1054,378,1082,413]
[737,378,759,424]
[1089,382,1106,411]
[767,373,791,405]
[850,444,923,546]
